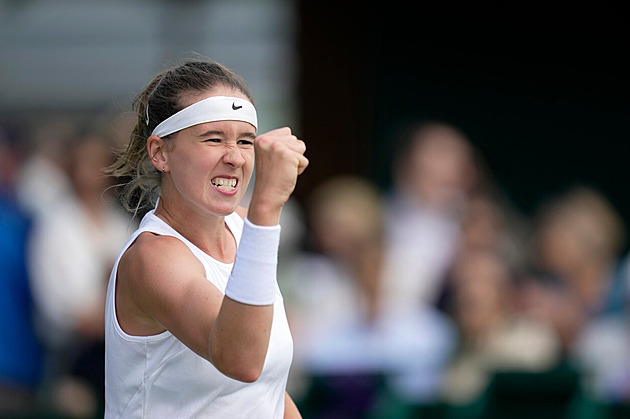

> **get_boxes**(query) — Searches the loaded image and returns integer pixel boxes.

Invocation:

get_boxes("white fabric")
[105,210,293,418]
[571,313,630,402]
[382,193,461,309]
[28,195,135,347]
[225,218,280,305]
[16,154,73,218]
[151,96,258,137]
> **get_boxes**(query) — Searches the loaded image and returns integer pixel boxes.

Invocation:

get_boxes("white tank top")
[105,210,293,418]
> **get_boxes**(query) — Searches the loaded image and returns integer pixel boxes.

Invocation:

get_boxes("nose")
[222,145,246,167]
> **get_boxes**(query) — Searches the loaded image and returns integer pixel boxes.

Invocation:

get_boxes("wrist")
[224,218,281,305]
[247,194,283,226]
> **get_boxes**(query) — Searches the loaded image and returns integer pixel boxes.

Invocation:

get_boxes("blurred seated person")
[383,121,480,311]
[15,117,76,219]
[285,176,455,412]
[435,186,529,313]
[28,126,136,417]
[555,189,629,404]
[515,186,626,352]
[457,188,527,272]
[0,124,44,416]
[440,248,561,405]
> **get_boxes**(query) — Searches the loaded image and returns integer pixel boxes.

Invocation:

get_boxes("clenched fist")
[248,127,308,226]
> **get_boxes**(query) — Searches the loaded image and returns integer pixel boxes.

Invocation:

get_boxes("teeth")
[211,178,237,191]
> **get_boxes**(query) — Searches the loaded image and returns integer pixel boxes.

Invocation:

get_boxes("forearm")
[210,217,281,382]
[247,192,283,226]
[209,298,273,382]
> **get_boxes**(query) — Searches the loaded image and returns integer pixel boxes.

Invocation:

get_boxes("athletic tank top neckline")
[144,210,241,268]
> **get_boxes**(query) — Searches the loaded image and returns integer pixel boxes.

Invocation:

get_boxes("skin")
[115,85,307,416]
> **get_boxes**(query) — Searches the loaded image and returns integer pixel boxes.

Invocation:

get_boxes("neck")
[154,196,236,263]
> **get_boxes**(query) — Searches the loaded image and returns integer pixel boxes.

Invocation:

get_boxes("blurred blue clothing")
[0,193,44,390]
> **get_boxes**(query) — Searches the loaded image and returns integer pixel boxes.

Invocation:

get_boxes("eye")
[203,138,221,143]
[237,139,254,146]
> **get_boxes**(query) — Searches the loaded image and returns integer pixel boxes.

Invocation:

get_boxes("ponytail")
[105,71,166,216]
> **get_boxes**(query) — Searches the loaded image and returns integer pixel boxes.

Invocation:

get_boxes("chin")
[207,202,239,217]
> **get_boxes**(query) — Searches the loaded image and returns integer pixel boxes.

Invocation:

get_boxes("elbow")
[219,363,263,383]
[209,348,264,383]
[231,367,263,383]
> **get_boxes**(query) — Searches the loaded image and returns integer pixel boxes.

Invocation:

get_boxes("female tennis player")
[104,58,307,418]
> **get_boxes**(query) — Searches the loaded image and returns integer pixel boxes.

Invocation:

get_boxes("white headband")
[151,96,257,137]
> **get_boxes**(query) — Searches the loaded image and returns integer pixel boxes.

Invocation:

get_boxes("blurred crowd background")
[1,1,628,418]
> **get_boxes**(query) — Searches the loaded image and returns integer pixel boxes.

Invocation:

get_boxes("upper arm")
[117,233,224,361]
[284,392,302,418]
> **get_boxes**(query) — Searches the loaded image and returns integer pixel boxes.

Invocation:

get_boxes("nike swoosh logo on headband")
[232,103,243,110]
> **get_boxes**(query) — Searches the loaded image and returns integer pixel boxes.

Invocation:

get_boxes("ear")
[147,135,168,172]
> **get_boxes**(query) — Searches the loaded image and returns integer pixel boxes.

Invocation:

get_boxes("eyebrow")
[197,129,256,140]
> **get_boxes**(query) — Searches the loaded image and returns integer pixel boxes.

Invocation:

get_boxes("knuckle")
[255,135,271,146]
[270,141,283,152]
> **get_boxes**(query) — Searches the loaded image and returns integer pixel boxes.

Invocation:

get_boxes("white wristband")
[224,217,281,305]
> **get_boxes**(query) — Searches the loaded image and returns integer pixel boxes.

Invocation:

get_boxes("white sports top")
[104,210,293,418]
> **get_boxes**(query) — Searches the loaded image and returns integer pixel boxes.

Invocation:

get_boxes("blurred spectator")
[290,176,387,332]
[382,120,480,312]
[434,186,529,314]
[440,248,561,405]
[516,186,626,352]
[285,175,455,414]
[28,124,137,417]
[0,124,45,416]
[457,189,527,272]
[562,190,629,404]
[14,116,76,219]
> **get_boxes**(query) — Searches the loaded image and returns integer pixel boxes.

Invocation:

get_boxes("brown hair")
[536,186,626,263]
[106,58,253,215]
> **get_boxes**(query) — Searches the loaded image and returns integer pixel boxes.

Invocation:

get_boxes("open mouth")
[211,177,238,192]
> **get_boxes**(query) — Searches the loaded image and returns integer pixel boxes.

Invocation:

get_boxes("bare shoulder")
[116,232,219,337]
[119,232,205,305]
[122,232,203,274]
[235,205,248,219]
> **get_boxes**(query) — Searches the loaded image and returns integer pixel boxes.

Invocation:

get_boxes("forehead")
[180,85,250,108]
[188,119,256,137]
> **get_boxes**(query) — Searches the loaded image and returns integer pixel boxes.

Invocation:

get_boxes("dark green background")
[297,1,629,250]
